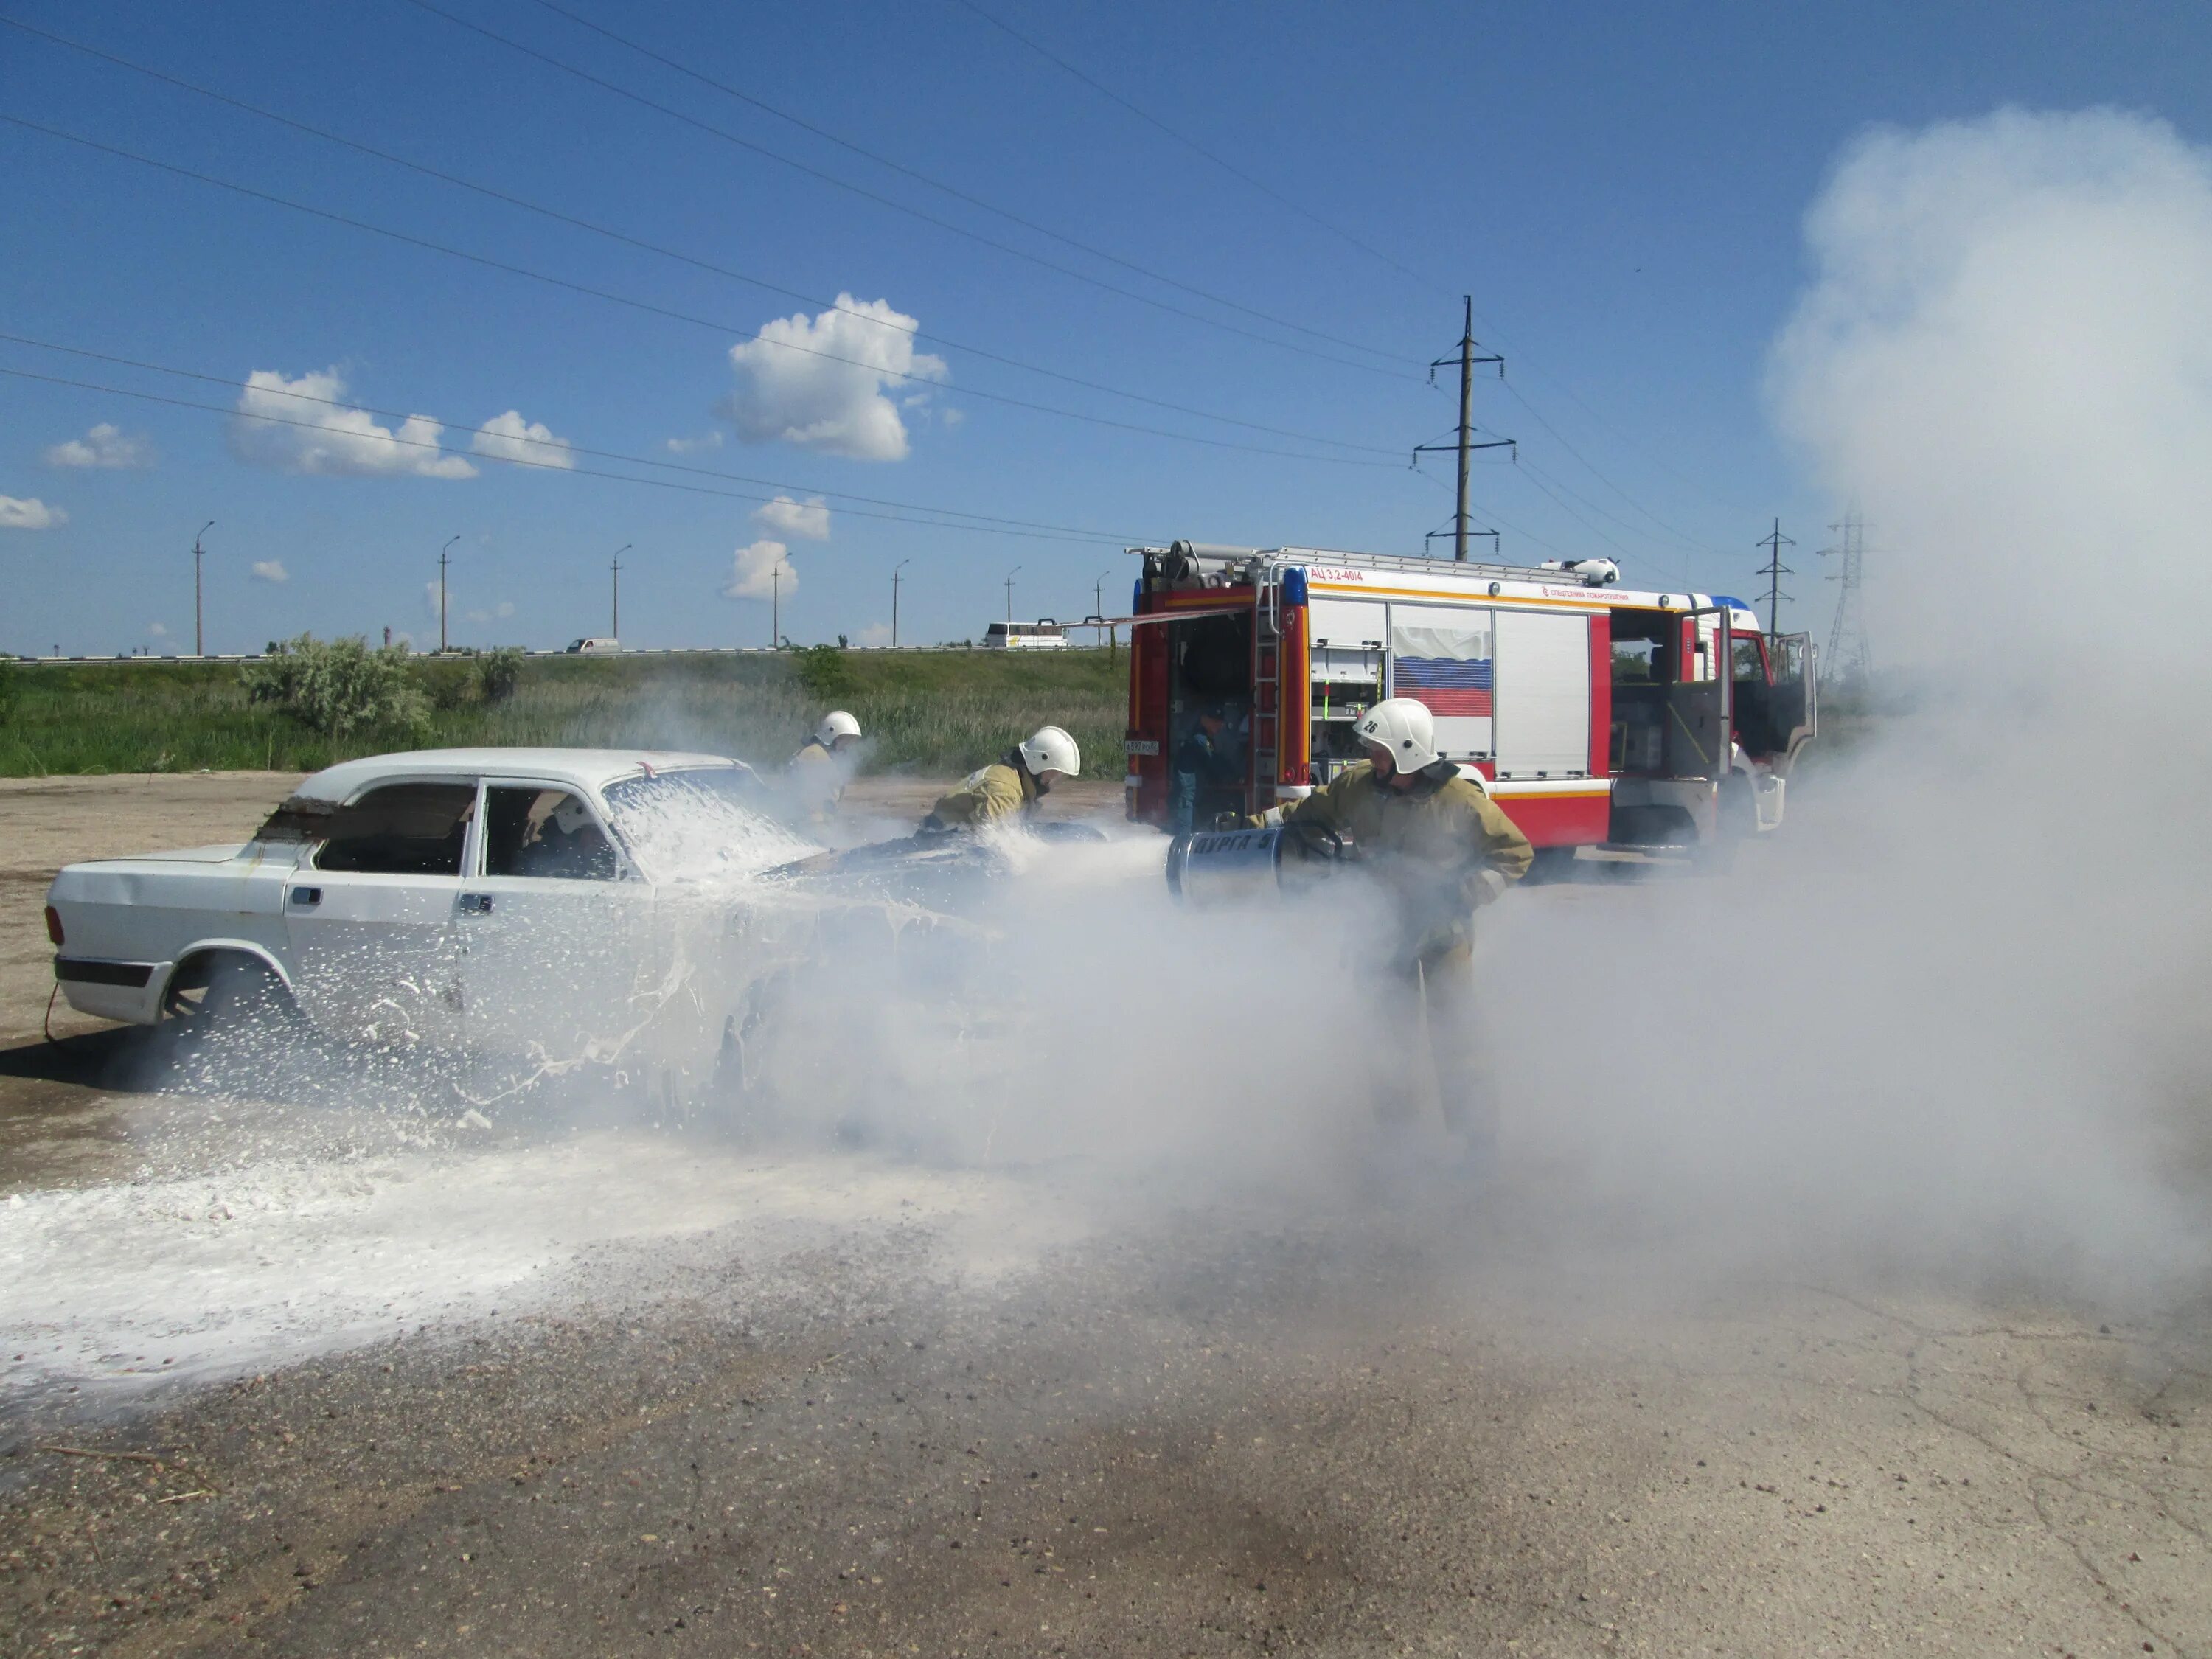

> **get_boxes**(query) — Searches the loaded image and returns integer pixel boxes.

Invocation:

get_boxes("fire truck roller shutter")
[1492,609,1593,778]
[1388,605,1495,764]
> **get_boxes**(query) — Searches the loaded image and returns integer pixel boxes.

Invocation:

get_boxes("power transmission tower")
[192,520,212,656]
[1818,509,1872,691]
[1413,296,1512,560]
[1755,519,1795,641]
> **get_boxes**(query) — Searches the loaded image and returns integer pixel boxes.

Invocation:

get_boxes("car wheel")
[162,953,296,1034]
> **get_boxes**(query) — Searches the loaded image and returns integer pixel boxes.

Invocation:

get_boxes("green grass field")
[0,649,1129,779]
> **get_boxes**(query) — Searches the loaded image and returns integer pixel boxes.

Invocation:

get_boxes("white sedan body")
[44,749,823,1072]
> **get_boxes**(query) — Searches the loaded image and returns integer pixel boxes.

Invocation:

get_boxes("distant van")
[566,638,621,654]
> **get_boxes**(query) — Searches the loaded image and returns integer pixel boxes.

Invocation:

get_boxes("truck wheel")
[1694,779,1756,874]
[1526,846,1577,885]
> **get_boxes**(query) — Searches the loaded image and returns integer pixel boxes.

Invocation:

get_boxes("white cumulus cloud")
[719,294,947,462]
[0,495,65,529]
[856,622,891,647]
[147,622,167,638]
[231,368,478,479]
[722,539,795,601]
[44,422,153,469]
[471,410,575,470]
[752,494,830,540]
[666,431,723,454]
[250,559,290,584]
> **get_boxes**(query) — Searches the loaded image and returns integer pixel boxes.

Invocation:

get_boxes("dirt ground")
[2,774,2207,1658]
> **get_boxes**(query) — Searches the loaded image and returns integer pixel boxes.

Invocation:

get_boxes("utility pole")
[610,543,630,641]
[1755,519,1795,641]
[891,558,909,648]
[771,559,780,648]
[1413,297,1510,560]
[1096,568,1116,663]
[192,521,213,656]
[1004,565,1020,626]
[1819,509,1872,692]
[439,535,459,653]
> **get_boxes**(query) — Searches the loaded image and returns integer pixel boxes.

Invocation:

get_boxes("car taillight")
[44,905,65,947]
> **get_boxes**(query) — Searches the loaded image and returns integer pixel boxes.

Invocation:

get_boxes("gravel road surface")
[3,773,2205,1658]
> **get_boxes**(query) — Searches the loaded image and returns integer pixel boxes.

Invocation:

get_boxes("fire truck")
[1123,542,1817,860]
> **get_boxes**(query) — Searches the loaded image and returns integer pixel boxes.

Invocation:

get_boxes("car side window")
[315,782,479,876]
[483,787,618,881]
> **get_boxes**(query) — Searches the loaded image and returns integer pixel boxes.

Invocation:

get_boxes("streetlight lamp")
[1004,565,1021,628]
[610,543,631,641]
[439,535,459,652]
[192,521,214,656]
[891,559,910,649]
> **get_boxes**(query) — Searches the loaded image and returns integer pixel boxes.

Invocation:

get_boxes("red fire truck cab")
[1124,542,1816,858]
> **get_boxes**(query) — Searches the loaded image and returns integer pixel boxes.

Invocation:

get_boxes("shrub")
[794,642,852,700]
[242,633,429,736]
[473,645,524,704]
[0,657,15,724]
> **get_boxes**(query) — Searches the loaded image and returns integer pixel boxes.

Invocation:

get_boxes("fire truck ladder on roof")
[1130,544,1598,588]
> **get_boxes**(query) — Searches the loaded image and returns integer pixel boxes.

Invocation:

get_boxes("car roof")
[294,748,748,803]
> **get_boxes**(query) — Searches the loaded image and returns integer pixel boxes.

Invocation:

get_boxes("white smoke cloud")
[752,494,830,540]
[231,368,478,479]
[0,495,65,529]
[251,559,290,584]
[723,538,794,601]
[1514,106,2212,1298]
[44,422,153,469]
[720,295,947,462]
[1770,107,2212,668]
[471,409,575,470]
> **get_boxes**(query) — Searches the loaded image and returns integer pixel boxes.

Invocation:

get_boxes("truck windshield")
[600,768,818,882]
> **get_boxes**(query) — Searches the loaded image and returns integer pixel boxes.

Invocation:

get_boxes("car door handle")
[289,887,321,908]
[458,892,494,914]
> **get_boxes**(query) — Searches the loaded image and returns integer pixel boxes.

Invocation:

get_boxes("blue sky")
[3,0,2206,655]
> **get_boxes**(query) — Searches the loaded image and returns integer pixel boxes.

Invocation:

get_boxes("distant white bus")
[984,622,1068,652]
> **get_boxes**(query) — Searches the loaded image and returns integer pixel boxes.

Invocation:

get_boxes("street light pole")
[1005,565,1021,627]
[439,535,459,652]
[611,543,630,641]
[771,559,780,649]
[891,558,910,649]
[1096,568,1113,664]
[192,521,213,656]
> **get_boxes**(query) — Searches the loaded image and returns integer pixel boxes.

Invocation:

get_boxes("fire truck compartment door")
[1665,607,1733,779]
[1768,632,1818,769]
[1389,605,1495,763]
[1492,609,1590,776]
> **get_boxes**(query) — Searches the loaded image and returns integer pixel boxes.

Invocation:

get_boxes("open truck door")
[1666,606,1733,783]
[1767,632,1818,774]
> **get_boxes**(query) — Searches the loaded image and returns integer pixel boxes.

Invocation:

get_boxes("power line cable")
[391,0,1419,381]
[512,0,1413,366]
[948,0,1447,300]
[1408,459,1573,561]
[0,114,1404,470]
[1515,455,1711,558]
[0,13,1403,458]
[0,341,1141,544]
[1495,379,1718,551]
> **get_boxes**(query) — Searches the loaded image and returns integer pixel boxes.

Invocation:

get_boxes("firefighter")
[785,710,862,823]
[1259,696,1532,1156]
[921,725,1082,832]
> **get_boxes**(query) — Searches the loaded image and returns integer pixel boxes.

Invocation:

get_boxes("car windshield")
[600,767,818,882]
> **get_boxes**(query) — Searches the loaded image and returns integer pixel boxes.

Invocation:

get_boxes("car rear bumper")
[53,956,167,1023]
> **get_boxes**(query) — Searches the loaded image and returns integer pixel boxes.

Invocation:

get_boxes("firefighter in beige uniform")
[921,726,1082,832]
[1258,697,1532,1150]
[785,710,862,824]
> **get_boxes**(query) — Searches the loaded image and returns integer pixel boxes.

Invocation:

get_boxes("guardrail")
[2,644,1009,664]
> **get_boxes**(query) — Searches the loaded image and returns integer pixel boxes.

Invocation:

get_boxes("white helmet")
[1355,697,1441,774]
[816,709,862,745]
[1018,724,1082,779]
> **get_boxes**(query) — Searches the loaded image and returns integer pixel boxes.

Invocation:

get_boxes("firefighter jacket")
[1268,759,1533,962]
[784,737,846,822]
[922,754,1037,831]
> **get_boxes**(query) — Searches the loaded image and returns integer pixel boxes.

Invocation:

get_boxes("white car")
[44,749,821,1060]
